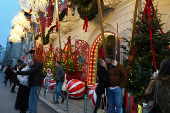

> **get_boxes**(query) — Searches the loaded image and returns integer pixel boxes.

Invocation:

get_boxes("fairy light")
[19,0,48,13]
[12,11,31,30]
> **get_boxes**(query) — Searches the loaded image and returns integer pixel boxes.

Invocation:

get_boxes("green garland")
[77,0,102,21]
[59,8,66,21]
[70,0,91,7]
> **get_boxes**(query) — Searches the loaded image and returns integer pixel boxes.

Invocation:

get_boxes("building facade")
[7,0,170,84]
[0,45,5,68]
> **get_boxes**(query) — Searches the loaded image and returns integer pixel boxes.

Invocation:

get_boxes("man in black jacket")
[54,61,65,104]
[14,60,43,113]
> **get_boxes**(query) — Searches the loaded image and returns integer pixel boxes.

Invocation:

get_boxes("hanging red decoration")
[83,16,88,32]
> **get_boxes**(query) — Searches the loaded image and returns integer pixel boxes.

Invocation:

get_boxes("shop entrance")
[88,32,120,85]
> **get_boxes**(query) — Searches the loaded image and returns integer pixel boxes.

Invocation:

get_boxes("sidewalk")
[39,87,94,113]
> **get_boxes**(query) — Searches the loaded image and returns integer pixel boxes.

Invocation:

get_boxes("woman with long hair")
[94,59,109,113]
[145,58,170,113]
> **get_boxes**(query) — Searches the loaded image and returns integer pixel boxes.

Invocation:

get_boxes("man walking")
[105,55,128,113]
[54,61,65,104]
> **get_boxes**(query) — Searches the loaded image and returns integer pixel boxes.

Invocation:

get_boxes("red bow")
[83,16,88,32]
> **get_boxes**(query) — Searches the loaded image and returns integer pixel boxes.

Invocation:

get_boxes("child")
[45,68,53,91]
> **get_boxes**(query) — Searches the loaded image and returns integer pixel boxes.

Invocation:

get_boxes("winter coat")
[17,66,30,86]
[95,66,109,95]
[17,62,43,86]
[5,67,13,79]
[45,73,52,82]
[55,65,65,82]
[145,75,170,113]
[12,67,18,83]
[107,63,127,88]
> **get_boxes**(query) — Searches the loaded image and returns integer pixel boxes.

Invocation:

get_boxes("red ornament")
[67,79,85,98]
[88,84,97,108]
[89,84,109,111]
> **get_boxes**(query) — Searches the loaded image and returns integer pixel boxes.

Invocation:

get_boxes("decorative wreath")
[77,0,102,21]
[70,0,91,7]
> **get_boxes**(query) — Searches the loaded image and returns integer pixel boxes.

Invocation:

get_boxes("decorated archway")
[88,31,120,85]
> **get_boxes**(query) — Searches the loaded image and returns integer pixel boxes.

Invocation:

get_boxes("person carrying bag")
[145,81,159,113]
[145,58,170,113]
[97,94,106,113]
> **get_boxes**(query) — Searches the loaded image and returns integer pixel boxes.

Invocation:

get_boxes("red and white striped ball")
[89,84,110,111]
[67,79,85,98]
[88,84,97,108]
[43,78,56,90]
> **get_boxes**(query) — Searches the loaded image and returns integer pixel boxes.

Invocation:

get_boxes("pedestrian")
[5,65,13,87]
[145,58,170,113]
[3,66,7,83]
[94,59,109,113]
[54,61,65,104]
[45,68,53,91]
[13,59,43,113]
[11,65,18,93]
[14,63,30,113]
[105,55,128,113]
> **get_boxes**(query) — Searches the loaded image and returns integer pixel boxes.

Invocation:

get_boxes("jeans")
[46,82,50,90]
[55,82,64,102]
[106,87,123,113]
[29,86,41,113]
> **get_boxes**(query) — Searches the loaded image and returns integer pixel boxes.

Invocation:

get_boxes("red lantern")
[67,79,85,98]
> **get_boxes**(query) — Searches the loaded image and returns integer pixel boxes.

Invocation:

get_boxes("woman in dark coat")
[145,58,170,113]
[94,59,109,113]
[11,65,18,93]
[5,65,12,87]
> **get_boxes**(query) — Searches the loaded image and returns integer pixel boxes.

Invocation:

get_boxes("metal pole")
[53,86,56,103]
[55,0,62,53]
[39,12,45,61]
[130,0,139,50]
[64,90,69,111]
[84,94,87,113]
[44,83,47,97]
[26,33,30,59]
[97,0,107,59]
[32,23,36,56]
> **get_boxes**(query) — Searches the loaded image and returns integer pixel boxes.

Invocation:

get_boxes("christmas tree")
[121,6,170,99]
[43,46,57,79]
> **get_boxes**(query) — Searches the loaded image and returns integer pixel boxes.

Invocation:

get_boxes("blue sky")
[0,0,21,48]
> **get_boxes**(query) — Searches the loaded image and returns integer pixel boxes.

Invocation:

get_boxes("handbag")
[62,82,67,91]
[97,96,106,113]
[145,81,159,113]
[61,74,67,91]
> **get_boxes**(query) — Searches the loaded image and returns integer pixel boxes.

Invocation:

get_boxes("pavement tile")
[40,87,94,113]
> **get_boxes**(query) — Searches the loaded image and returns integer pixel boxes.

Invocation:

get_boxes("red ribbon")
[66,5,68,16]
[56,21,58,30]
[29,9,32,14]
[83,16,88,32]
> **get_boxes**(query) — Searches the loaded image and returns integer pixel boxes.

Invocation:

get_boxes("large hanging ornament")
[67,79,85,98]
